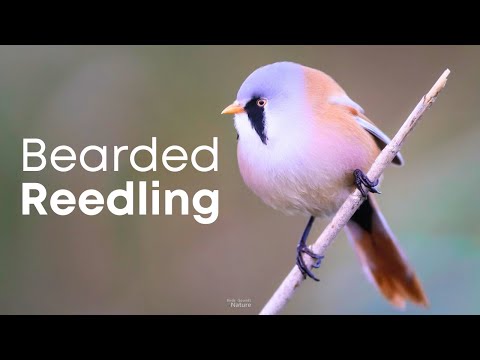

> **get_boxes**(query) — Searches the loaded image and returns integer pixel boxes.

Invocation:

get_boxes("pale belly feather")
[237,138,360,218]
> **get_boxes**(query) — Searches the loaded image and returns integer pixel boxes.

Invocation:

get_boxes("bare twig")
[259,69,451,315]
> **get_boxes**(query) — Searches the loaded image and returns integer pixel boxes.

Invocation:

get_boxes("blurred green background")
[1,45,479,314]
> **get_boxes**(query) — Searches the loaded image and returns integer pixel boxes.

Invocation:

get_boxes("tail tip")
[389,293,429,310]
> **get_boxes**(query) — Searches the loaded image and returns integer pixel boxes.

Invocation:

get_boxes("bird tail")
[345,195,428,309]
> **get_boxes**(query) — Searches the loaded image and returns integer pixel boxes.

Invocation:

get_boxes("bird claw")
[312,256,324,269]
[296,244,324,281]
[354,169,381,198]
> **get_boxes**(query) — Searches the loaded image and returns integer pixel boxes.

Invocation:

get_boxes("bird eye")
[256,99,267,107]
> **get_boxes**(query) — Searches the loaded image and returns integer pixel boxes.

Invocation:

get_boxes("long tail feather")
[345,195,428,309]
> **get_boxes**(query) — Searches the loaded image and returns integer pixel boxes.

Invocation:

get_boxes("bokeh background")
[1,45,479,314]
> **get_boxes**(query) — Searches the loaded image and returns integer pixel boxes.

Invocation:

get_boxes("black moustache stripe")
[244,97,267,145]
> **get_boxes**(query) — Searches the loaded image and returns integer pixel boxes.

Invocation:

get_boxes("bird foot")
[296,244,324,281]
[354,169,381,198]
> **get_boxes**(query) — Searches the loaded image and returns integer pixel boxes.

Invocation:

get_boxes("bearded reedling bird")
[221,62,428,309]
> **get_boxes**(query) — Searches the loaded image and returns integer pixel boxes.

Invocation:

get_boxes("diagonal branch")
[259,69,451,315]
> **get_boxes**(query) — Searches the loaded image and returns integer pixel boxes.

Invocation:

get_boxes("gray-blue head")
[222,62,308,146]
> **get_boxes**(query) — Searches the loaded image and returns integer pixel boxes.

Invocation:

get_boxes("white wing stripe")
[329,95,365,114]
[355,116,404,165]
[355,116,393,145]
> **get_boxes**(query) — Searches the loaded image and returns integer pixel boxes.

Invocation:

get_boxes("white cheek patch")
[234,113,265,146]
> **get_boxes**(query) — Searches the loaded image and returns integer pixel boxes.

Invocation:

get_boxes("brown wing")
[329,95,404,166]
[355,113,404,166]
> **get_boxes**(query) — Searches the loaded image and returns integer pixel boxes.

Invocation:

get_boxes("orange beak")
[221,101,245,115]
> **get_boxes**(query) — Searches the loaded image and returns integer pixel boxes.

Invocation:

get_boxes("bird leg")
[296,216,324,281]
[353,169,381,198]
